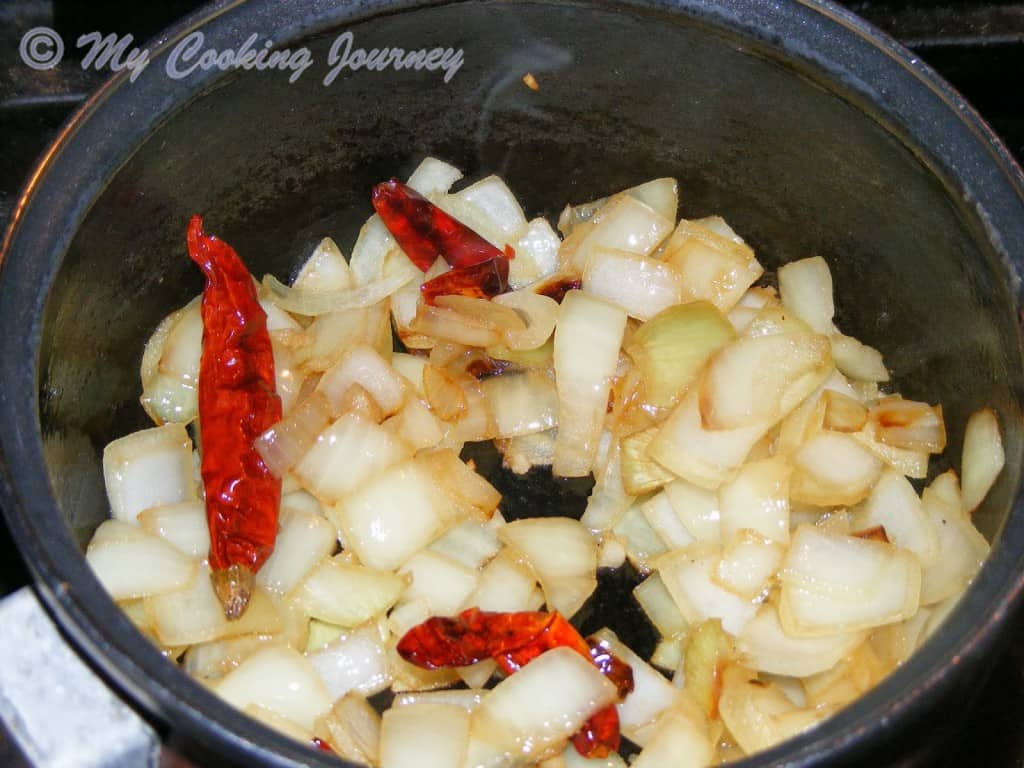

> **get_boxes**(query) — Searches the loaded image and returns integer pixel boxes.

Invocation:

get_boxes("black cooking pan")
[1,0,1023,765]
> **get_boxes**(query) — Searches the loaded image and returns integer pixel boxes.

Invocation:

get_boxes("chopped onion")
[297,558,406,627]
[254,392,333,478]
[736,604,865,677]
[480,370,558,438]
[86,521,197,600]
[790,431,883,507]
[713,531,785,599]
[290,307,367,374]
[613,503,668,573]
[443,174,528,249]
[821,389,868,432]
[103,423,197,523]
[634,573,688,639]
[661,219,763,313]
[293,413,414,504]
[215,646,332,731]
[682,619,734,718]
[961,407,1005,513]
[406,156,464,196]
[656,544,758,635]
[624,178,679,223]
[510,218,561,288]
[417,449,502,519]
[620,428,677,496]
[317,344,409,418]
[261,262,418,317]
[492,290,559,351]
[850,469,938,568]
[422,364,469,422]
[429,520,501,573]
[553,290,628,477]
[470,647,619,762]
[662,478,722,544]
[582,248,684,321]
[137,500,209,559]
[778,525,921,637]
[294,237,354,292]
[699,332,832,430]
[398,550,479,617]
[559,194,674,272]
[640,491,695,550]
[630,706,713,768]
[409,303,503,349]
[919,473,989,605]
[140,297,202,425]
[777,256,835,335]
[625,300,735,410]
[381,701,471,768]
[718,458,792,545]
[382,397,446,451]
[314,693,382,767]
[830,334,890,382]
[849,421,930,479]
[499,517,597,618]
[870,397,946,453]
[465,547,542,613]
[183,634,279,682]
[434,295,527,333]
[308,623,392,700]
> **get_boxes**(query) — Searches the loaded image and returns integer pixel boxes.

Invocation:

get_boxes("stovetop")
[1,1,1023,766]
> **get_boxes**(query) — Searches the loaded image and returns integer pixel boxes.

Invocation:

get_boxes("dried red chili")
[371,179,513,304]
[396,608,634,758]
[188,215,282,620]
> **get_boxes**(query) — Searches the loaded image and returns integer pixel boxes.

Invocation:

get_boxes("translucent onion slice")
[640,490,695,550]
[381,702,471,768]
[559,194,674,273]
[581,438,635,533]
[850,469,939,568]
[634,573,688,639]
[713,531,785,599]
[870,397,946,453]
[590,629,682,744]
[261,262,418,316]
[314,693,382,767]
[308,624,393,700]
[137,500,209,559]
[254,392,333,478]
[830,333,889,382]
[790,431,883,507]
[183,634,279,682]
[822,389,868,432]
[698,332,832,431]
[86,521,197,600]
[620,427,677,496]
[614,503,668,573]
[433,295,527,333]
[656,544,758,636]
[293,237,354,292]
[552,290,628,477]
[718,458,792,545]
[406,156,464,196]
[683,619,735,719]
[660,219,763,313]
[919,473,989,605]
[442,174,528,249]
[214,646,332,731]
[409,303,503,349]
[736,604,866,677]
[662,478,722,544]
[582,247,684,321]
[499,517,597,618]
[777,256,834,335]
[470,647,619,762]
[317,344,408,418]
[778,525,921,637]
[509,218,562,289]
[631,706,713,768]
[103,423,197,523]
[480,370,557,438]
[398,550,479,617]
[297,558,406,627]
[492,290,559,351]
[382,397,446,452]
[464,548,542,613]
[961,407,1005,513]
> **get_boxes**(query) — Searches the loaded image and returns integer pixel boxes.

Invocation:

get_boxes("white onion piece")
[481,371,558,438]
[434,295,527,333]
[215,646,332,731]
[631,707,713,768]
[297,558,406,627]
[398,551,479,617]
[429,521,501,571]
[661,219,763,313]
[390,353,428,397]
[409,303,502,348]
[317,344,408,417]
[821,388,868,432]
[446,174,528,247]
[620,428,677,497]
[581,438,634,533]
[624,177,679,223]
[509,218,561,289]
[255,507,335,597]
[830,334,890,382]
[86,522,197,600]
[146,568,281,646]
[314,693,382,767]
[553,290,628,477]
[495,430,557,475]
[137,501,209,559]
[851,469,938,567]
[736,604,865,677]
[648,389,771,490]
[633,573,688,638]
[406,156,463,196]
[261,262,418,316]
[849,422,930,479]
[103,423,197,523]
[309,624,392,700]
[499,517,597,618]
[870,397,946,453]
[393,690,486,712]
[294,237,354,292]
[331,458,454,571]
[560,194,674,272]
[791,431,883,506]
[183,634,278,682]
[919,473,989,605]
[590,629,682,744]
[714,531,785,599]
[663,479,722,544]
[140,297,202,425]
[464,548,541,613]
[777,256,835,335]
[470,647,619,762]
[614,504,668,573]
[961,407,1005,512]
[269,337,304,414]
[254,392,333,478]
[291,307,367,374]
[719,458,792,545]
[699,332,832,430]
[243,704,312,742]
[492,290,559,350]
[294,413,413,504]
[381,702,471,768]
[417,449,502,519]
[778,526,921,636]
[582,248,684,321]
[656,545,758,636]
[382,397,446,451]
[640,490,695,550]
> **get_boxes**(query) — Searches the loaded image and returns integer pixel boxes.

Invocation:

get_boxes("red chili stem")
[188,215,282,620]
